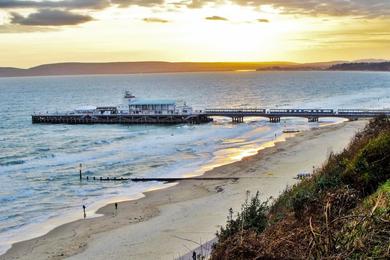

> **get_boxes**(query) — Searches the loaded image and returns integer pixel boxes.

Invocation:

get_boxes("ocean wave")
[150,163,165,168]
[93,140,111,145]
[34,153,55,160]
[0,196,16,203]
[112,134,137,142]
[35,147,50,152]
[175,147,196,153]
[122,172,134,176]
[0,160,25,166]
[0,222,26,234]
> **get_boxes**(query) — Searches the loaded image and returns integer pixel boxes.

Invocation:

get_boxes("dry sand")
[1,120,367,260]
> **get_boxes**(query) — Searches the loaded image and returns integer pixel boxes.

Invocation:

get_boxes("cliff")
[212,116,390,259]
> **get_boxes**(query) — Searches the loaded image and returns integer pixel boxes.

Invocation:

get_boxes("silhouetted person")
[192,251,196,260]
[83,205,86,219]
[115,202,118,215]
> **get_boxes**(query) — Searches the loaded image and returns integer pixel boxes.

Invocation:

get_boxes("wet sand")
[1,120,367,260]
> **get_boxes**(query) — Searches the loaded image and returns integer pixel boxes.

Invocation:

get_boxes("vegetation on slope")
[212,116,390,259]
[328,62,390,71]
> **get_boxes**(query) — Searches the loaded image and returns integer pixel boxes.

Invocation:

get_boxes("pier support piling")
[231,116,244,123]
[308,117,319,122]
[269,117,281,123]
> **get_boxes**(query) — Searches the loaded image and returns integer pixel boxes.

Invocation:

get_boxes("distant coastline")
[256,61,390,72]
[327,61,390,71]
[0,60,388,78]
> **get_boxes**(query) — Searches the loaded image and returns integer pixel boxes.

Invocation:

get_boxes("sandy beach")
[1,120,367,260]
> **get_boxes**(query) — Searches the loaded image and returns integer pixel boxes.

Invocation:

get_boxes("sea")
[0,71,389,254]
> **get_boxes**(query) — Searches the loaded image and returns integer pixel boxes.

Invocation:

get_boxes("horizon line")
[3,58,390,70]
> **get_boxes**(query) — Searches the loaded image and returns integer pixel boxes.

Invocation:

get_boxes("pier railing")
[204,108,390,123]
[205,108,390,117]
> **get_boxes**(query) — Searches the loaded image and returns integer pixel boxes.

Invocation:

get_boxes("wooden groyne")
[82,176,239,182]
[77,164,238,183]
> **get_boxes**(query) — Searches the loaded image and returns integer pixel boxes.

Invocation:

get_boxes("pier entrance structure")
[204,108,390,123]
[32,93,211,124]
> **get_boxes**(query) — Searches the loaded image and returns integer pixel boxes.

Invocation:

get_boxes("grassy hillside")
[212,116,390,259]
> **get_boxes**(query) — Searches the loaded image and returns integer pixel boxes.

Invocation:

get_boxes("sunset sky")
[0,0,389,68]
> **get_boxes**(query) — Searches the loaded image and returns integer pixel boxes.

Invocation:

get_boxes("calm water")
[0,71,389,253]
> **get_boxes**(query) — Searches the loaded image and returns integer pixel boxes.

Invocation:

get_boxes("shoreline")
[0,117,306,255]
[1,120,367,260]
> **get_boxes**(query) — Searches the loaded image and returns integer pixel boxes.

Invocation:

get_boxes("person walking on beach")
[115,202,118,215]
[83,205,86,219]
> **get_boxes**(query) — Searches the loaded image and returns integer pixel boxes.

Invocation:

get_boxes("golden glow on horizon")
[0,3,389,68]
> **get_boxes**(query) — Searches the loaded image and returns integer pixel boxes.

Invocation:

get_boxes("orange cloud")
[205,16,228,21]
[143,17,169,23]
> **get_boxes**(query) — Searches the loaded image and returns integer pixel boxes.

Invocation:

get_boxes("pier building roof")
[75,106,97,111]
[129,99,176,105]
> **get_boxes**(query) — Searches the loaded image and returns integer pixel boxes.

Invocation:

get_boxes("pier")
[32,108,390,125]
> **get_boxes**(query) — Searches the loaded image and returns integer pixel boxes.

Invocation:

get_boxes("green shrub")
[291,188,317,219]
[315,174,342,192]
[216,191,269,243]
[342,132,390,195]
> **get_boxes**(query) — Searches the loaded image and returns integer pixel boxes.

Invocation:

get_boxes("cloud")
[0,0,167,10]
[110,0,164,8]
[0,0,110,10]
[178,0,390,18]
[257,18,269,23]
[205,15,228,21]
[237,0,390,17]
[2,0,389,18]
[143,17,169,23]
[186,0,217,9]
[0,23,56,33]
[10,9,93,26]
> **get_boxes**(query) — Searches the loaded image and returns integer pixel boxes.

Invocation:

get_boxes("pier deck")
[32,114,212,124]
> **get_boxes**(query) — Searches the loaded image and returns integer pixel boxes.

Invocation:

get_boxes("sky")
[0,0,389,68]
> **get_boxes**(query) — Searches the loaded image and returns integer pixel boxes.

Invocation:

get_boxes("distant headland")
[0,60,389,78]
[327,62,390,71]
